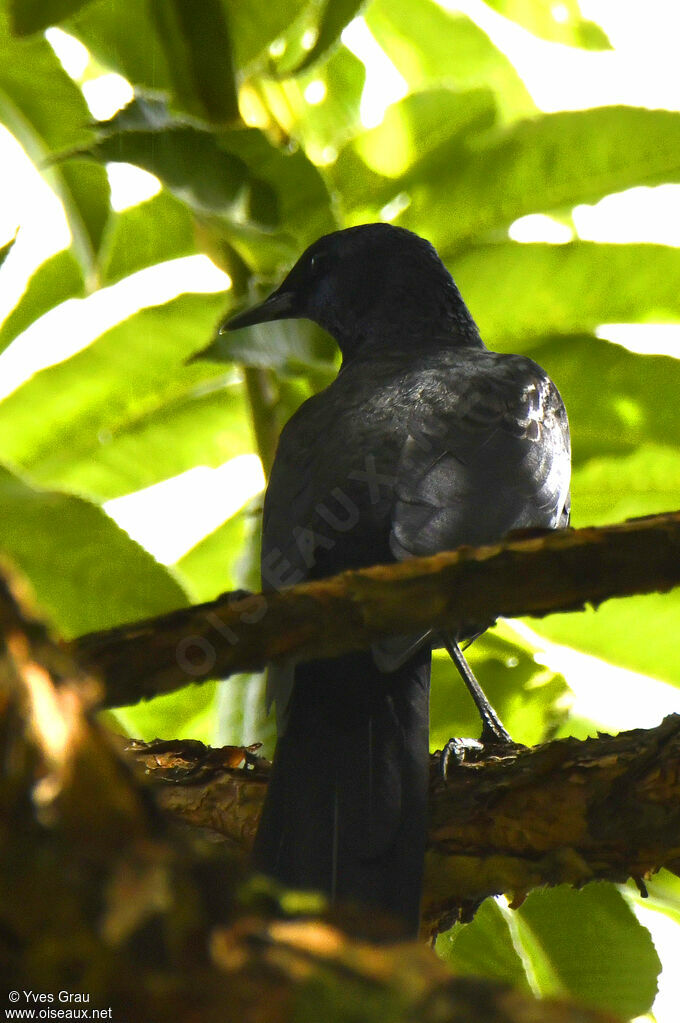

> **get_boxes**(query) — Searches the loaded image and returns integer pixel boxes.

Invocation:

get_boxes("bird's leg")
[441,635,513,746]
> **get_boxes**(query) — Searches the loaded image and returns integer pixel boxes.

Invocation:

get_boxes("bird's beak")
[220,288,297,333]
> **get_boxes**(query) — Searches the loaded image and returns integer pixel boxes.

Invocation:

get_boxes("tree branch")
[125,715,680,936]
[0,567,620,1022]
[71,510,680,708]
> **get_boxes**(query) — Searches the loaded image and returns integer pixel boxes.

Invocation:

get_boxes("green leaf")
[88,97,277,220]
[0,231,16,268]
[0,248,85,355]
[8,0,93,35]
[450,242,680,351]
[528,442,680,685]
[205,126,335,272]
[0,14,111,278]
[281,0,365,75]
[51,377,253,502]
[355,88,496,179]
[515,884,659,1017]
[84,97,334,271]
[203,312,336,377]
[331,87,498,214]
[175,499,276,753]
[367,0,534,121]
[0,292,250,501]
[430,628,568,751]
[437,898,532,993]
[643,869,680,926]
[174,504,252,602]
[536,586,680,688]
[68,0,307,90]
[221,0,309,72]
[148,0,238,123]
[572,445,680,524]
[259,46,365,160]
[0,462,186,638]
[516,336,680,684]
[526,337,680,469]
[113,681,220,744]
[67,1,176,96]
[396,107,680,252]
[101,190,197,285]
[482,0,611,50]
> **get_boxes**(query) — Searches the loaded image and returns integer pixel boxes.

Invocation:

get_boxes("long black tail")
[252,646,431,936]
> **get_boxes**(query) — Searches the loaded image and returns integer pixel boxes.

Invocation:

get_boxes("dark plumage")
[225,223,571,935]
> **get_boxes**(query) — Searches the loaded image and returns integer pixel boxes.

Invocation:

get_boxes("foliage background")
[1,0,680,1017]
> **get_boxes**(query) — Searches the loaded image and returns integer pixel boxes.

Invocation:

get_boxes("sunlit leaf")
[221,0,309,71]
[642,869,680,926]
[0,249,85,355]
[8,0,92,35]
[437,898,532,993]
[0,292,246,501]
[526,337,680,468]
[515,884,659,1017]
[529,442,680,686]
[259,46,365,159]
[101,190,197,285]
[483,0,611,50]
[398,107,680,251]
[0,231,16,268]
[450,242,680,350]
[356,89,495,178]
[83,96,334,273]
[535,588,680,689]
[113,680,220,745]
[331,87,497,214]
[0,462,186,637]
[175,504,252,602]
[279,0,365,75]
[515,336,680,684]
[68,0,308,89]
[148,0,238,123]
[0,10,111,277]
[367,0,534,121]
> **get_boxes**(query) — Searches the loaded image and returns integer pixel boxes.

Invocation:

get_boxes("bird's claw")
[439,736,484,781]
[479,718,514,746]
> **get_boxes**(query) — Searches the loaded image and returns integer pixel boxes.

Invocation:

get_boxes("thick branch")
[71,511,680,708]
[1,568,619,1023]
[128,715,680,936]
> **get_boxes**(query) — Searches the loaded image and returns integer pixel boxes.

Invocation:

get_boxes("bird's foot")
[439,736,484,781]
[439,725,524,781]
[479,716,514,746]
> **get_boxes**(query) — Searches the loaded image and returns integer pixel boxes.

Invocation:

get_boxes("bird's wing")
[390,353,570,561]
[259,391,398,726]
[372,354,570,670]
[260,418,321,727]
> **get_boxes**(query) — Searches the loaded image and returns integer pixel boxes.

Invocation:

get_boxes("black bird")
[225,224,570,935]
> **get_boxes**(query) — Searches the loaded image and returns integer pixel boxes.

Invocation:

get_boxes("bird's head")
[223,224,481,358]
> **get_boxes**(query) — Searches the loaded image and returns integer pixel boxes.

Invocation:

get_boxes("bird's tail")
[252,647,431,936]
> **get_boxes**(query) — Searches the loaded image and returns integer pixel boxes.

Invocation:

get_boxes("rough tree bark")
[1,566,625,1023]
[3,511,680,1019]
[126,715,680,935]
[71,511,680,708]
